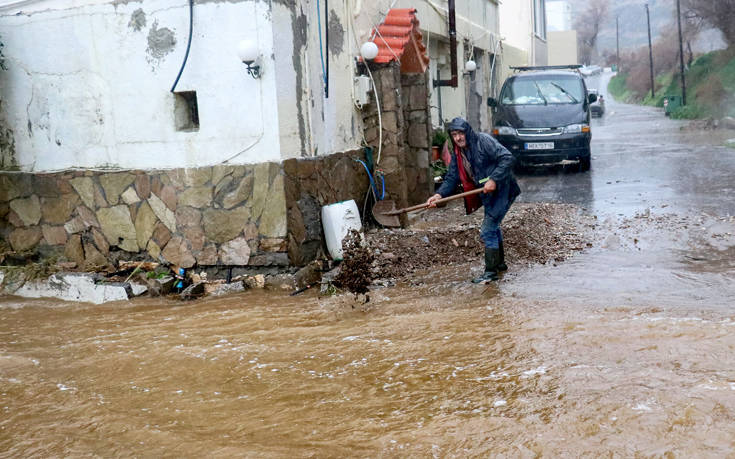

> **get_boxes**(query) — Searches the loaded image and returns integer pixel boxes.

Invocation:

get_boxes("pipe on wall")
[433,0,458,88]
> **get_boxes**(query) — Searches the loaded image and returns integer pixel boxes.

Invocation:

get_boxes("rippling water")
[3,268,735,456]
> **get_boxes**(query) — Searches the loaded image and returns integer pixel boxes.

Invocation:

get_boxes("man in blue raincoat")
[427,117,521,283]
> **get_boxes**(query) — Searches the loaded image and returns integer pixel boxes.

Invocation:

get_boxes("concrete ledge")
[9,272,130,305]
[0,269,302,304]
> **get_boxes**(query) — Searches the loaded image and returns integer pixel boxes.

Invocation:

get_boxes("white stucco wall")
[499,0,548,69]
[269,0,377,160]
[548,30,578,66]
[304,0,364,160]
[499,0,534,56]
[0,0,281,172]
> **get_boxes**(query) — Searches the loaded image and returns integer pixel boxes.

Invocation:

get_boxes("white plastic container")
[321,200,362,261]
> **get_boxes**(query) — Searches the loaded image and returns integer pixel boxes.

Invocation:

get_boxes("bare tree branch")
[574,0,609,64]
[682,0,735,45]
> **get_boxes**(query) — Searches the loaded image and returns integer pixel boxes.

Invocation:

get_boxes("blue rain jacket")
[436,117,521,219]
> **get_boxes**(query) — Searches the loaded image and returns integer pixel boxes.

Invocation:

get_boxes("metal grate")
[516,127,563,137]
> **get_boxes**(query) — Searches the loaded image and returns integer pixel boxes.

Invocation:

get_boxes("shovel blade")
[372,200,401,227]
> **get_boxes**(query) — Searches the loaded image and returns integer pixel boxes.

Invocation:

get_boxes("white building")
[0,0,505,167]
[0,0,372,172]
[546,1,578,66]
[546,0,572,32]
[497,0,548,85]
[0,0,445,268]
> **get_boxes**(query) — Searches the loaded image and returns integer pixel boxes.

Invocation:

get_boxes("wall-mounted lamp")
[360,42,379,60]
[238,39,261,79]
[464,60,477,73]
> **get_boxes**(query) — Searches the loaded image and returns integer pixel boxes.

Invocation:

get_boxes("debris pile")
[359,201,596,281]
[334,230,374,294]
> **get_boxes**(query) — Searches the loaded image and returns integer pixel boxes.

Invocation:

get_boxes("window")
[174,91,199,131]
[500,75,584,105]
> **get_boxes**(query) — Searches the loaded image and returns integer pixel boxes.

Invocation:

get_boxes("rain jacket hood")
[447,117,478,143]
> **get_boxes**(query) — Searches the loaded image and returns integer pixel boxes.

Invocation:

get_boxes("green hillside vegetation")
[609,47,735,120]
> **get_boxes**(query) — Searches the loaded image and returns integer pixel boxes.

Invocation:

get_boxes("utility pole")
[676,0,687,105]
[616,15,620,69]
[645,4,655,98]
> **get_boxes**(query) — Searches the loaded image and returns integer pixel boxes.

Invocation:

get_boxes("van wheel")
[579,156,591,172]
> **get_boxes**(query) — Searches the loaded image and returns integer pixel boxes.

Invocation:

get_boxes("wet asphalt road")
[518,71,735,216]
[509,71,735,309]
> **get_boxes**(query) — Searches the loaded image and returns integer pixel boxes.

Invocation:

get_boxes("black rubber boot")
[472,248,500,283]
[497,240,508,272]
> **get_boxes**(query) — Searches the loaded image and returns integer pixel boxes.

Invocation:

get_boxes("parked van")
[487,65,596,171]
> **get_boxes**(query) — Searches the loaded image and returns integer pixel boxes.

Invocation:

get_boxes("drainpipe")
[433,0,458,88]
[436,67,444,124]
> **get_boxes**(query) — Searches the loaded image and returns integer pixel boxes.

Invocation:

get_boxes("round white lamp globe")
[238,40,259,64]
[360,42,379,60]
[464,60,477,72]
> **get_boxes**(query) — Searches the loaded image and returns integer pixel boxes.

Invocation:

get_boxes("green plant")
[0,259,60,293]
[431,159,447,178]
[607,73,632,101]
[670,104,706,119]
[146,271,168,280]
[319,282,339,296]
[431,128,449,147]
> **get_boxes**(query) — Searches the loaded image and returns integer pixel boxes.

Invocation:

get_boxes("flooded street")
[3,72,735,456]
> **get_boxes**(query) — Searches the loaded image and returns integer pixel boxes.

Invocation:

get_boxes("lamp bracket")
[246,63,261,79]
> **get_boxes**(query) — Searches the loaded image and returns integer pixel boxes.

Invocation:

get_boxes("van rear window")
[500,75,585,105]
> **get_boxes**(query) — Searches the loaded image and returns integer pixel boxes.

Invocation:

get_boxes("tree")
[574,0,609,64]
[682,0,735,46]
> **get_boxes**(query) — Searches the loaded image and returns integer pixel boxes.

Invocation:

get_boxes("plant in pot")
[431,128,449,161]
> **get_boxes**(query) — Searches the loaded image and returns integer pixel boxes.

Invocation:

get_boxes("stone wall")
[0,153,379,270]
[401,72,434,206]
[361,63,433,217]
[283,150,370,267]
[0,165,289,271]
[362,63,410,226]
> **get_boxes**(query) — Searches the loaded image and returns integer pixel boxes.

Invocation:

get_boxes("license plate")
[525,142,554,150]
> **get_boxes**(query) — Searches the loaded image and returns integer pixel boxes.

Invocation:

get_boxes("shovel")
[373,188,484,227]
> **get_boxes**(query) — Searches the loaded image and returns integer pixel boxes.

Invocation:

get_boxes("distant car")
[580,65,602,77]
[589,89,605,117]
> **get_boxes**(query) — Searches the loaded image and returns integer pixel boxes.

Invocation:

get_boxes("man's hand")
[426,193,442,208]
[483,179,497,194]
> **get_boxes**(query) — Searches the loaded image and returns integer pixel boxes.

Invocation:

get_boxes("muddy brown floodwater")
[3,72,735,456]
[3,282,735,456]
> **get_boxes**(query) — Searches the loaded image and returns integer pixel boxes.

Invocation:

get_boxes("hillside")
[608,47,735,119]
[561,0,726,58]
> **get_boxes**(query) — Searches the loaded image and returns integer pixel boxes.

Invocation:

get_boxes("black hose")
[170,0,194,93]
[324,0,329,98]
